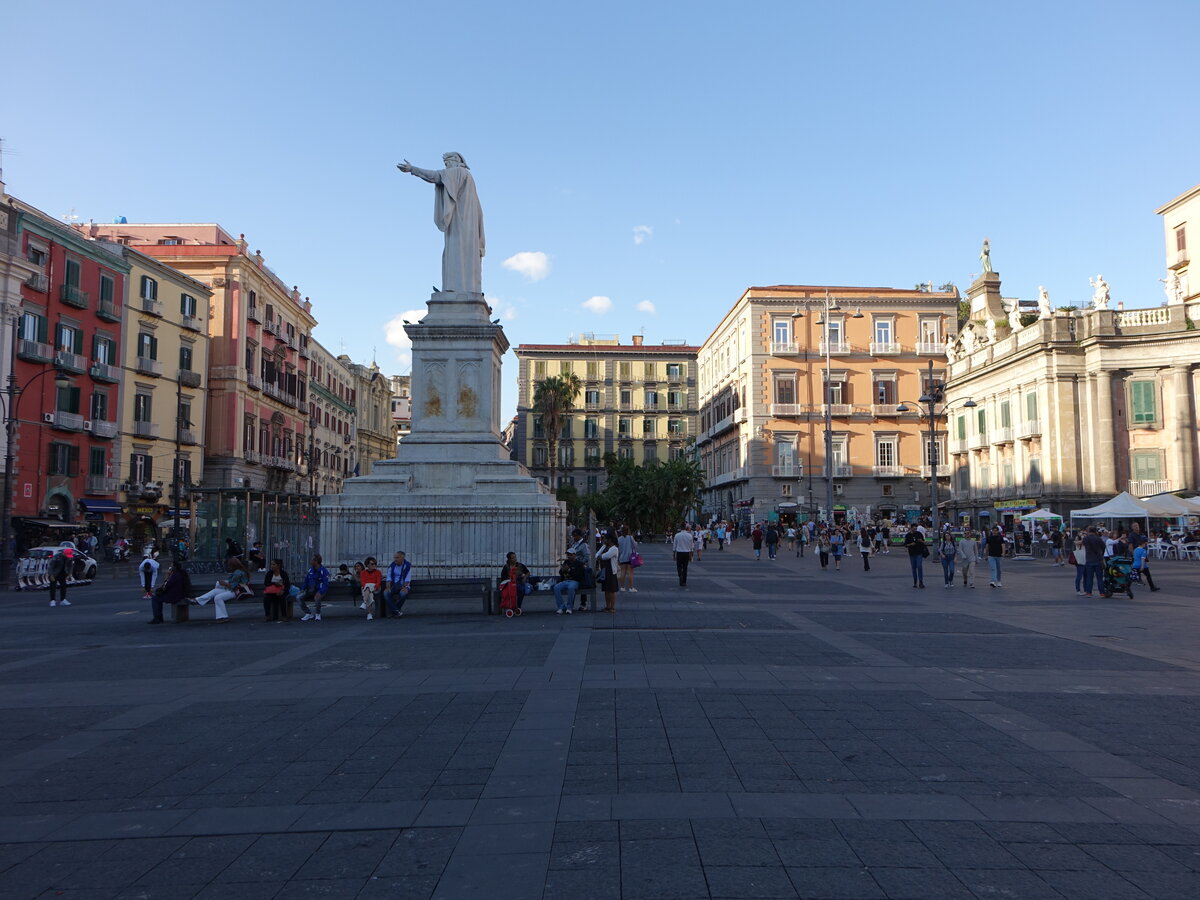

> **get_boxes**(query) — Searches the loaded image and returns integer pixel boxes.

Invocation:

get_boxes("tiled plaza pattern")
[1,542,1200,898]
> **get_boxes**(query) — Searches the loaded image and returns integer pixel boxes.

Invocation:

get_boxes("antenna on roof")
[0,137,5,183]
[63,207,79,225]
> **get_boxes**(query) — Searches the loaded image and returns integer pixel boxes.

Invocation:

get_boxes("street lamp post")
[897,358,975,533]
[793,293,862,526]
[1,328,74,585]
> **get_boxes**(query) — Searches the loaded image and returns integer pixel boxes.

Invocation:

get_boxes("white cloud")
[486,294,518,322]
[582,295,613,314]
[633,225,653,245]
[383,308,427,372]
[501,251,551,281]
[636,300,657,315]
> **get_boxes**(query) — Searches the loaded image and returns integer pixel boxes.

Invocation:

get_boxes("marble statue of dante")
[1037,286,1052,319]
[1089,274,1110,310]
[397,152,485,294]
[980,238,993,274]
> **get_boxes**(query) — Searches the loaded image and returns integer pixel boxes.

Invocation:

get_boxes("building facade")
[513,334,700,494]
[1155,183,1196,307]
[0,180,39,479]
[115,247,211,544]
[307,339,356,495]
[390,374,412,444]
[14,202,130,533]
[944,248,1200,528]
[696,285,959,526]
[342,358,395,476]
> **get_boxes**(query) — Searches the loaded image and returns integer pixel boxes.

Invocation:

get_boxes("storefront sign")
[993,499,1037,511]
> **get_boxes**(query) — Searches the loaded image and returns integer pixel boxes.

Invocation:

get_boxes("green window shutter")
[73,328,83,354]
[65,259,80,287]
[1026,392,1038,421]
[956,415,965,440]
[37,315,48,343]
[977,409,986,433]
[69,446,79,477]
[1131,382,1156,424]
[1000,401,1011,427]
[1132,452,1162,481]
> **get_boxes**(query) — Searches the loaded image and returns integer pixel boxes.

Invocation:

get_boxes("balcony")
[86,475,121,494]
[90,419,118,439]
[991,426,1013,444]
[60,284,89,309]
[733,407,747,424]
[134,421,160,439]
[873,465,904,477]
[917,341,944,355]
[819,341,852,355]
[823,465,854,478]
[263,382,285,402]
[950,436,969,454]
[263,320,278,335]
[179,428,198,445]
[869,341,901,355]
[245,449,261,465]
[141,298,164,317]
[825,403,854,416]
[247,305,262,323]
[266,455,296,471]
[17,339,54,364]
[136,357,163,377]
[96,299,120,322]
[24,272,49,292]
[1015,419,1041,439]
[772,464,801,477]
[178,369,202,388]
[1170,249,1189,270]
[299,344,310,360]
[247,374,262,391]
[54,350,88,374]
[770,403,802,417]
[920,466,949,479]
[968,432,989,450]
[51,411,85,432]
[286,333,298,350]
[1129,479,1171,497]
[770,340,798,355]
[709,466,747,487]
[872,403,903,416]
[181,314,203,332]
[89,362,120,383]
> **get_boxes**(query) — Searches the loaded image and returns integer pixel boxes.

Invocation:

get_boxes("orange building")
[697,284,959,525]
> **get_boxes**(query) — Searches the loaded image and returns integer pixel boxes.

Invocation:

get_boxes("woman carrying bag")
[596,530,620,613]
[617,526,639,593]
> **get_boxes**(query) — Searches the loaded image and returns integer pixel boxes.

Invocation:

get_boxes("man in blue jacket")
[384,550,413,616]
[299,554,331,621]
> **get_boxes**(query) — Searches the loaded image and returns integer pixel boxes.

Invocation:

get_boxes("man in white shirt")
[672,524,695,588]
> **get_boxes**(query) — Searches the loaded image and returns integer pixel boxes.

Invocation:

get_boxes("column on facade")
[1172,365,1197,491]
[1090,369,1117,496]
[1046,375,1080,497]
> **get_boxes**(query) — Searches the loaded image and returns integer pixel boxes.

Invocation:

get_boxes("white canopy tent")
[1068,491,1151,526]
[1141,493,1195,517]
[1021,508,1062,522]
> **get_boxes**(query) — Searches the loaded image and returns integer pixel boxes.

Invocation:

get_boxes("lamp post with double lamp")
[792,294,862,526]
[1,355,75,586]
[896,359,975,533]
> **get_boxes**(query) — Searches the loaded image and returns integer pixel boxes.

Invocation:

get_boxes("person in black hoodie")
[262,559,292,622]
[903,523,927,589]
[148,561,192,624]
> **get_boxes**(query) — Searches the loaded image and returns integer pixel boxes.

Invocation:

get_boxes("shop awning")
[79,499,122,514]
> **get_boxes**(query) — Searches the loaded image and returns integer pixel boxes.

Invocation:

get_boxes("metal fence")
[190,490,320,576]
[320,505,570,581]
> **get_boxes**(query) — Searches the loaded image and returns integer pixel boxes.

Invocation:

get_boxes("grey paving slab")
[6,552,1200,897]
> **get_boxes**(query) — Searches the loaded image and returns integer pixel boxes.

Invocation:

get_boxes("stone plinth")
[320,291,565,578]
[968,272,1005,320]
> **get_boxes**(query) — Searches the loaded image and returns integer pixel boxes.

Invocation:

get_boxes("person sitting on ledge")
[148,561,193,624]
[499,552,532,611]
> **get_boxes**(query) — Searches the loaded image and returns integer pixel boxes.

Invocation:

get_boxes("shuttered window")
[1130,381,1157,425]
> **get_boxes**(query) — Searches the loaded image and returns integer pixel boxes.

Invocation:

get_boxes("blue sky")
[4,1,1197,420]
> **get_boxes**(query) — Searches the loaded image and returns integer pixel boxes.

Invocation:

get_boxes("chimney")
[631,334,644,346]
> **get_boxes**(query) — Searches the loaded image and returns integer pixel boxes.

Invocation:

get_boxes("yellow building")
[342,358,396,476]
[306,339,356,495]
[115,247,211,542]
[513,334,700,494]
[1155,183,1197,305]
[697,284,959,524]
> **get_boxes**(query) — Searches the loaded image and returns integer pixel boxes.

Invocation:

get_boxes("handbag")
[629,551,643,569]
[1073,548,1087,565]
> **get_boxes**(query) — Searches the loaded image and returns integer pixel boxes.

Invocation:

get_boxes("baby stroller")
[1100,556,1134,599]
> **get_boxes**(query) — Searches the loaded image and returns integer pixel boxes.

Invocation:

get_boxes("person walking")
[1070,531,1087,595]
[617,526,638,592]
[1050,528,1065,566]
[956,527,978,588]
[673,523,695,588]
[986,526,1005,587]
[829,527,844,571]
[880,523,892,554]
[937,531,957,588]
[796,524,807,558]
[904,523,927,589]
[1081,526,1107,597]
[384,550,413,616]
[856,528,871,571]
[817,530,831,569]
[764,524,779,560]
[716,522,726,550]
[597,530,620,612]
[262,559,291,622]
[47,546,75,607]
[751,524,764,560]
[299,554,331,621]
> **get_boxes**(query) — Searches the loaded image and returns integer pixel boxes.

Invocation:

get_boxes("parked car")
[23,543,99,580]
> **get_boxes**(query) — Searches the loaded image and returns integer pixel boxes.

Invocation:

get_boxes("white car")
[24,544,99,580]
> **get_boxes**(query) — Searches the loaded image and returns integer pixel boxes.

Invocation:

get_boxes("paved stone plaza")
[2,544,1200,899]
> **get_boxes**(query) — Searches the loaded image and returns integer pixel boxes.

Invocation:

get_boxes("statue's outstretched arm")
[397,160,441,184]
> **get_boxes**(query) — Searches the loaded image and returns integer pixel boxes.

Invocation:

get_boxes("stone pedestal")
[968,272,1005,320]
[320,291,565,578]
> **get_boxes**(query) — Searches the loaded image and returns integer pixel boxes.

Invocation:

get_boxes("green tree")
[532,373,582,491]
[599,450,705,537]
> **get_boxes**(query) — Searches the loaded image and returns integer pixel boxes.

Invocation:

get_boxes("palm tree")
[533,373,582,491]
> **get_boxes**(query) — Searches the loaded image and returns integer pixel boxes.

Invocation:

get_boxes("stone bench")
[381,577,492,618]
